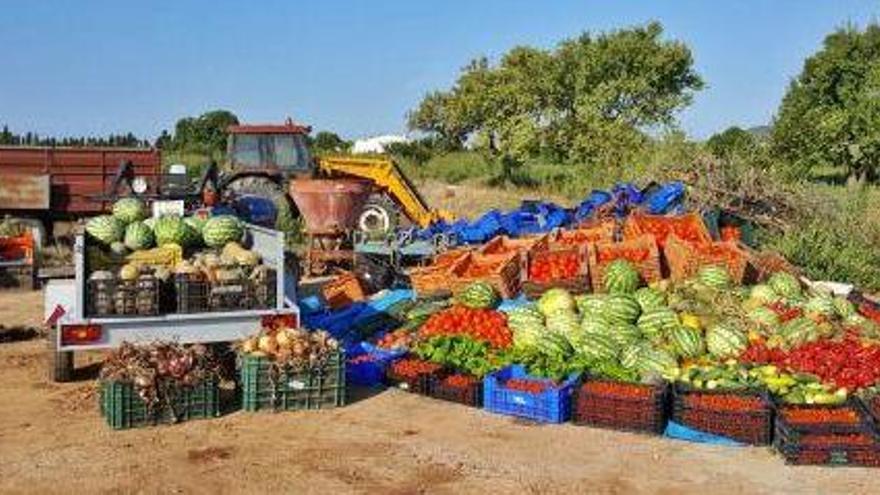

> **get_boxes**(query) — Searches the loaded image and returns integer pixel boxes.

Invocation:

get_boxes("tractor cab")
[226,119,315,177]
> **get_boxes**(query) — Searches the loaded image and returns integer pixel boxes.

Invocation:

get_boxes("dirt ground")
[1,291,878,494]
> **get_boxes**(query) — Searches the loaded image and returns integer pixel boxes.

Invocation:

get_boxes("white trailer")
[44,224,299,381]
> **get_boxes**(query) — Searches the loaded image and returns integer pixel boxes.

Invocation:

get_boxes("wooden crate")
[588,235,661,292]
[664,235,750,283]
[449,251,521,299]
[622,212,711,249]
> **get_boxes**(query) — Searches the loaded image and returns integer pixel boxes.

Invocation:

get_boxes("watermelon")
[749,284,780,304]
[608,323,643,348]
[669,325,705,359]
[512,322,545,349]
[202,215,244,248]
[603,259,640,294]
[621,341,652,369]
[573,331,619,362]
[85,215,124,245]
[456,281,499,309]
[602,294,642,324]
[580,316,613,336]
[110,241,128,256]
[123,221,155,251]
[537,288,576,316]
[698,265,731,289]
[636,347,679,379]
[634,287,666,311]
[112,197,147,225]
[776,317,819,349]
[833,297,856,319]
[768,272,801,299]
[545,309,581,340]
[153,216,197,247]
[747,306,781,328]
[805,295,835,318]
[536,332,575,357]
[705,323,748,359]
[143,217,157,230]
[507,305,545,330]
[636,308,679,339]
[184,212,209,233]
[575,294,607,317]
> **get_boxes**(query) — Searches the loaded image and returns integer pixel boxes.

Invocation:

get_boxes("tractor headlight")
[131,176,148,194]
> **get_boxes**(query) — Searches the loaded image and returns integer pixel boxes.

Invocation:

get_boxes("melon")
[768,272,801,299]
[456,281,499,309]
[669,325,705,359]
[602,294,642,324]
[575,294,607,317]
[123,221,155,251]
[85,215,124,245]
[153,216,195,247]
[537,288,576,316]
[749,284,780,305]
[202,215,244,248]
[706,323,748,359]
[698,265,731,289]
[112,197,147,225]
[633,287,666,311]
[603,259,640,294]
[636,308,679,339]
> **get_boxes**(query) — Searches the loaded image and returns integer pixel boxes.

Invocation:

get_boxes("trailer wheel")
[48,326,73,383]
[357,194,400,238]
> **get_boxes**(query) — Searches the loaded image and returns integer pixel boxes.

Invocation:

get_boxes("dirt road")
[0,290,877,494]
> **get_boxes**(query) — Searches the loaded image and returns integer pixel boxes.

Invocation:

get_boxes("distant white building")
[351,134,409,154]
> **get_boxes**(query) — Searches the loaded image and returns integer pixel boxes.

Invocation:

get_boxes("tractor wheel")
[357,194,400,238]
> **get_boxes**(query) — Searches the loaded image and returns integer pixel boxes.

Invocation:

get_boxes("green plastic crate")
[240,351,346,412]
[99,377,220,430]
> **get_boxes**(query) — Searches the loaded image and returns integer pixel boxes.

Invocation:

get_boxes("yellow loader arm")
[315,155,454,228]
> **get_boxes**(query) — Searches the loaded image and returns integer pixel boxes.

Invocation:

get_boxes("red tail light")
[261,314,297,330]
[61,324,102,344]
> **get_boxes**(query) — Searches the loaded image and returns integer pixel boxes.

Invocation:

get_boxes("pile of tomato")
[741,333,880,391]
[766,302,804,322]
[596,246,650,264]
[388,358,442,379]
[375,328,414,350]
[419,305,512,348]
[505,378,550,394]
[632,216,707,248]
[684,394,765,412]
[528,251,581,283]
[581,380,654,400]
[780,406,861,425]
[460,257,504,278]
[441,373,480,389]
[720,225,742,242]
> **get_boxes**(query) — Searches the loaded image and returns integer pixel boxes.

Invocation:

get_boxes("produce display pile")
[84,198,275,316]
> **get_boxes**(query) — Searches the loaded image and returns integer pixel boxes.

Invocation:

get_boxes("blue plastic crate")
[345,342,406,387]
[483,365,581,423]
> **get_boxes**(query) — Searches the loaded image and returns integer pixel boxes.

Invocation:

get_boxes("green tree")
[706,126,757,160]
[311,131,350,154]
[772,23,880,183]
[408,22,703,168]
[171,109,239,156]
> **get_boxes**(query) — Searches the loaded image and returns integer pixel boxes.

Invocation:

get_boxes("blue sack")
[664,421,744,446]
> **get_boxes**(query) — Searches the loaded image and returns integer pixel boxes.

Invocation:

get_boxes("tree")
[772,23,880,183]
[170,109,239,156]
[707,126,757,160]
[408,22,703,167]
[311,131,350,154]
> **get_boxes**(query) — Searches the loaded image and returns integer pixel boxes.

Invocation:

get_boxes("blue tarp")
[664,421,744,446]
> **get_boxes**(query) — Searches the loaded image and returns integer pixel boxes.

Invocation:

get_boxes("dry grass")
[416,179,573,220]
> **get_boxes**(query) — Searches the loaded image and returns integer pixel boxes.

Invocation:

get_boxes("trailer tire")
[48,326,74,383]
[357,194,400,238]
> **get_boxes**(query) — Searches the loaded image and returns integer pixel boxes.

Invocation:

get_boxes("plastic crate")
[384,357,443,395]
[588,235,661,292]
[672,384,773,445]
[175,273,210,313]
[346,342,406,387]
[483,365,580,424]
[99,377,220,430]
[240,351,346,412]
[573,378,669,435]
[860,394,880,428]
[87,277,162,317]
[429,373,483,407]
[774,422,880,467]
[774,400,874,437]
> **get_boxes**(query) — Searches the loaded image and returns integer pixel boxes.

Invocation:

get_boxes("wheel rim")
[359,206,391,234]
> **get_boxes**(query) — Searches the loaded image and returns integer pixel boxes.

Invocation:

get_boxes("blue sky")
[1,1,877,141]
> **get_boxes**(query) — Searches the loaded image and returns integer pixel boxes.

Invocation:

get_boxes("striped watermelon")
[536,332,574,357]
[123,221,155,250]
[777,317,819,349]
[580,315,613,336]
[698,265,732,289]
[457,281,499,309]
[833,297,856,319]
[545,309,580,339]
[85,215,124,245]
[608,323,643,348]
[537,288,576,316]
[202,215,244,248]
[573,331,619,362]
[603,259,641,294]
[636,347,679,379]
[621,341,652,369]
[749,284,780,304]
[575,294,607,317]
[637,308,679,340]
[154,216,196,247]
[634,287,666,311]
[768,272,801,299]
[747,306,781,328]
[507,305,545,329]
[602,294,642,324]
[112,197,147,225]
[669,325,705,359]
[804,295,835,318]
[706,323,748,359]
[512,322,545,349]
